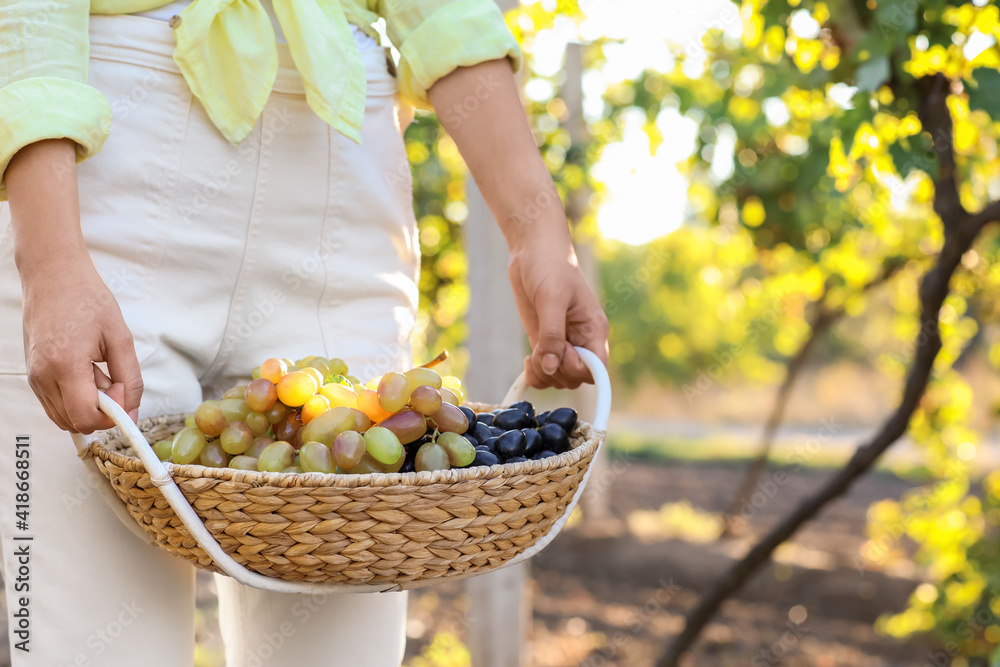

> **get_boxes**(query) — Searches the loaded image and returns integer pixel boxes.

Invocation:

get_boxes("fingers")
[530,288,569,385]
[93,364,129,421]
[55,358,114,434]
[104,326,143,422]
[556,345,590,387]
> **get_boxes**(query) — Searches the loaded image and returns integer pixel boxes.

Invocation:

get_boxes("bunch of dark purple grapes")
[398,401,578,471]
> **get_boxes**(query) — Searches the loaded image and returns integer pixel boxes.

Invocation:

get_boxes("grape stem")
[420,350,449,369]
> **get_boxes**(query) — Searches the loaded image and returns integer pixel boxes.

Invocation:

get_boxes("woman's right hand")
[7,139,142,434]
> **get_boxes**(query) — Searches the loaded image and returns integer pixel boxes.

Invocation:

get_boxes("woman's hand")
[507,232,608,389]
[7,139,142,433]
[429,60,610,387]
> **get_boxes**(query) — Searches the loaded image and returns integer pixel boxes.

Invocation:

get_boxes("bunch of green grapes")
[152,354,478,474]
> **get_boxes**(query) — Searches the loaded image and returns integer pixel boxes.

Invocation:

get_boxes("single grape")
[276,371,318,407]
[350,408,372,432]
[199,441,228,468]
[222,384,249,400]
[476,413,495,426]
[304,357,331,376]
[399,450,416,473]
[264,402,292,425]
[493,408,530,431]
[376,409,427,444]
[300,394,331,424]
[472,450,500,467]
[171,427,207,465]
[327,358,349,377]
[439,388,461,406]
[273,412,303,443]
[441,376,465,403]
[546,407,578,434]
[363,426,404,465]
[281,466,303,473]
[319,382,358,409]
[403,367,442,391]
[219,398,251,423]
[534,411,550,427]
[508,400,535,420]
[299,441,335,474]
[506,456,528,464]
[259,357,288,384]
[245,410,270,436]
[365,375,382,391]
[299,406,355,447]
[152,440,173,461]
[408,385,442,416]
[257,441,296,472]
[332,431,366,469]
[480,437,498,453]
[220,421,253,455]
[376,372,411,413]
[472,422,493,444]
[532,450,557,460]
[537,423,571,454]
[357,389,392,422]
[300,366,326,390]
[229,455,259,470]
[346,453,382,474]
[251,366,261,380]
[522,428,543,458]
[244,378,278,412]
[437,432,476,467]
[184,414,196,428]
[495,430,526,460]
[415,442,450,472]
[194,401,227,436]
[430,403,469,434]
[246,435,274,459]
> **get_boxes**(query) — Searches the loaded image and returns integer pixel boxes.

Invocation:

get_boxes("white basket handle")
[78,345,610,594]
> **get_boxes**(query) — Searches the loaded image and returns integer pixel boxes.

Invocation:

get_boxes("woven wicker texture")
[87,402,603,587]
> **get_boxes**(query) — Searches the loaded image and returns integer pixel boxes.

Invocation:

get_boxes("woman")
[0,1,609,665]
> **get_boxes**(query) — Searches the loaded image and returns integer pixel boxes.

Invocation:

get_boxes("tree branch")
[719,258,903,537]
[656,75,989,667]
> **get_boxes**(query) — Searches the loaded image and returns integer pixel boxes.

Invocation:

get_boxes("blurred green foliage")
[408,0,1000,658]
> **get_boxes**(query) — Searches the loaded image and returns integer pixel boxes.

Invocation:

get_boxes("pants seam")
[198,122,268,386]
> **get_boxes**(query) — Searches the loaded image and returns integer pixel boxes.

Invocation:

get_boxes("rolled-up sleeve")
[377,0,522,110]
[0,1,111,200]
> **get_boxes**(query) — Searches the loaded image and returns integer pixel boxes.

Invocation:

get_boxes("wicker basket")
[78,347,610,594]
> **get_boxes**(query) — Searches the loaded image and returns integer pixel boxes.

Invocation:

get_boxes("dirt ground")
[398,460,935,667]
[0,459,936,666]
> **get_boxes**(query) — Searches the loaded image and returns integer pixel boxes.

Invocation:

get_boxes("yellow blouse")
[0,0,520,199]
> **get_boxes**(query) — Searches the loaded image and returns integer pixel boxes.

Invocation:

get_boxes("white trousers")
[0,14,419,666]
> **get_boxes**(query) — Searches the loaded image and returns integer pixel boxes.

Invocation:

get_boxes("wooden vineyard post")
[462,2,530,661]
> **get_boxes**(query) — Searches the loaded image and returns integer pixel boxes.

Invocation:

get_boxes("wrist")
[16,240,91,285]
[500,195,574,257]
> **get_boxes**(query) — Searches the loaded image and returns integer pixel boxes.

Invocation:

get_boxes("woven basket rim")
[89,402,606,489]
